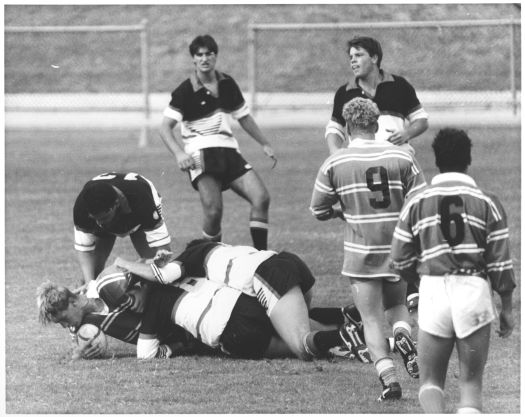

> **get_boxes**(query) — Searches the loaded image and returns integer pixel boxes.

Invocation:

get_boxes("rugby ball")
[77,324,108,357]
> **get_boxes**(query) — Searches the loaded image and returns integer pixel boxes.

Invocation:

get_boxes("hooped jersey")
[152,240,276,296]
[140,278,241,348]
[310,138,426,278]
[162,71,250,155]
[391,172,516,295]
[74,172,170,251]
[325,71,428,142]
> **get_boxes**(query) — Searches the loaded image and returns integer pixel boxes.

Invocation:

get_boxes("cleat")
[407,292,419,313]
[328,345,355,360]
[339,323,372,364]
[341,304,363,331]
[378,381,402,402]
[394,332,419,378]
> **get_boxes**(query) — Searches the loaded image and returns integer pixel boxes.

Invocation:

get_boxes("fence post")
[139,18,150,147]
[509,18,517,115]
[248,23,257,116]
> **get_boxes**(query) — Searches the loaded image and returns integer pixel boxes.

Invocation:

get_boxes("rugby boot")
[377,380,402,402]
[339,322,372,363]
[394,331,419,378]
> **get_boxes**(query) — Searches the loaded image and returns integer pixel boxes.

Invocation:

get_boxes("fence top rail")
[5,23,146,33]
[250,18,520,31]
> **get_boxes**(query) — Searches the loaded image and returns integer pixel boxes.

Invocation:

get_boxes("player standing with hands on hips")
[391,128,515,413]
[160,34,276,250]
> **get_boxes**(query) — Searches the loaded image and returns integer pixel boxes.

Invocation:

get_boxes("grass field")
[4,125,521,413]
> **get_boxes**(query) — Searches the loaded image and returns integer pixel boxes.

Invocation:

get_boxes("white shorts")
[418,274,497,339]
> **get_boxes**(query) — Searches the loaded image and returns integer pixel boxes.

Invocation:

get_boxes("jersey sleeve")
[484,194,516,295]
[83,310,141,344]
[390,199,420,279]
[163,81,189,122]
[404,156,427,198]
[95,266,136,310]
[227,76,249,120]
[310,161,339,220]
[398,76,428,121]
[325,86,346,140]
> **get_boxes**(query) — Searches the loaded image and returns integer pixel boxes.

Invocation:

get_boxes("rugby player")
[159,34,275,250]
[391,128,516,413]
[114,240,367,361]
[310,97,426,401]
[73,172,171,287]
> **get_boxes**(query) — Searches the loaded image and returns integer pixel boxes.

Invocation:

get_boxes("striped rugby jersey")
[163,71,250,155]
[391,172,516,295]
[310,138,426,278]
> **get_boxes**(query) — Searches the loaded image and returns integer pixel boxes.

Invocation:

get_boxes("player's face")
[53,301,84,329]
[193,47,217,74]
[90,202,118,228]
[349,46,377,78]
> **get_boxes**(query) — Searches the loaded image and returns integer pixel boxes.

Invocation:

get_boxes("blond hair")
[342,97,380,132]
[36,280,76,325]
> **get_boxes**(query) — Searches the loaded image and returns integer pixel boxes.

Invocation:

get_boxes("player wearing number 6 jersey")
[391,128,515,413]
[73,172,172,286]
[310,97,426,401]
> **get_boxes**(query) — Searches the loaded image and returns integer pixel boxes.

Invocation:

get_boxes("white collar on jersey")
[431,172,476,186]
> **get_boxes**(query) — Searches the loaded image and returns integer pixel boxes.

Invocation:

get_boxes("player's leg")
[417,329,454,413]
[351,277,401,400]
[455,323,491,413]
[268,285,312,360]
[383,278,419,379]
[230,169,270,250]
[196,175,224,241]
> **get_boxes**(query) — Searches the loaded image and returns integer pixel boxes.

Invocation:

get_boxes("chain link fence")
[248,19,521,112]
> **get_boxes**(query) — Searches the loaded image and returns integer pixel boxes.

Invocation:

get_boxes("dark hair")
[185,238,213,250]
[82,182,118,215]
[432,128,472,173]
[347,36,383,68]
[189,35,218,56]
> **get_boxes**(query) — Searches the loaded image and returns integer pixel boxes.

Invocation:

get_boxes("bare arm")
[114,257,156,282]
[387,118,429,145]
[326,132,347,155]
[237,115,276,162]
[159,116,195,171]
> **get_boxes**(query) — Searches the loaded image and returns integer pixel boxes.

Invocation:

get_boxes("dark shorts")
[189,147,252,191]
[255,251,316,297]
[219,293,274,359]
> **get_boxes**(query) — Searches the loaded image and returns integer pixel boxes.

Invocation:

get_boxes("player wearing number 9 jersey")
[310,97,426,401]
[73,172,172,286]
[390,128,515,413]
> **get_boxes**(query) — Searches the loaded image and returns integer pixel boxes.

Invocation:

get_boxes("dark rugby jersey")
[73,172,166,250]
[326,71,428,142]
[163,71,250,154]
[391,172,516,295]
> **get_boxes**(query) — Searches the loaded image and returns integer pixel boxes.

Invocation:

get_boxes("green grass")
[5,126,520,413]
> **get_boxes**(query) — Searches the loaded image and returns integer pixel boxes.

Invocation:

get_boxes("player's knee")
[202,202,222,221]
[252,189,270,211]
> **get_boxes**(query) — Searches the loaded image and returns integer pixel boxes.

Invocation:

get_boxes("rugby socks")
[419,384,445,413]
[202,229,222,242]
[393,321,412,338]
[303,330,341,357]
[457,407,481,414]
[308,305,361,325]
[249,218,268,250]
[375,357,398,386]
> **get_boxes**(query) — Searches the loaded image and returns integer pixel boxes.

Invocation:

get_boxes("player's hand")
[386,129,411,146]
[332,208,345,220]
[263,145,277,169]
[72,282,88,295]
[113,256,129,272]
[71,336,102,361]
[175,152,195,172]
[497,309,514,338]
[154,249,174,268]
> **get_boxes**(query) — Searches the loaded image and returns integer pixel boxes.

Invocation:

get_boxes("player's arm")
[309,164,342,221]
[114,256,184,285]
[74,228,115,285]
[237,114,276,163]
[390,206,420,285]
[325,89,348,154]
[159,115,195,171]
[387,118,428,146]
